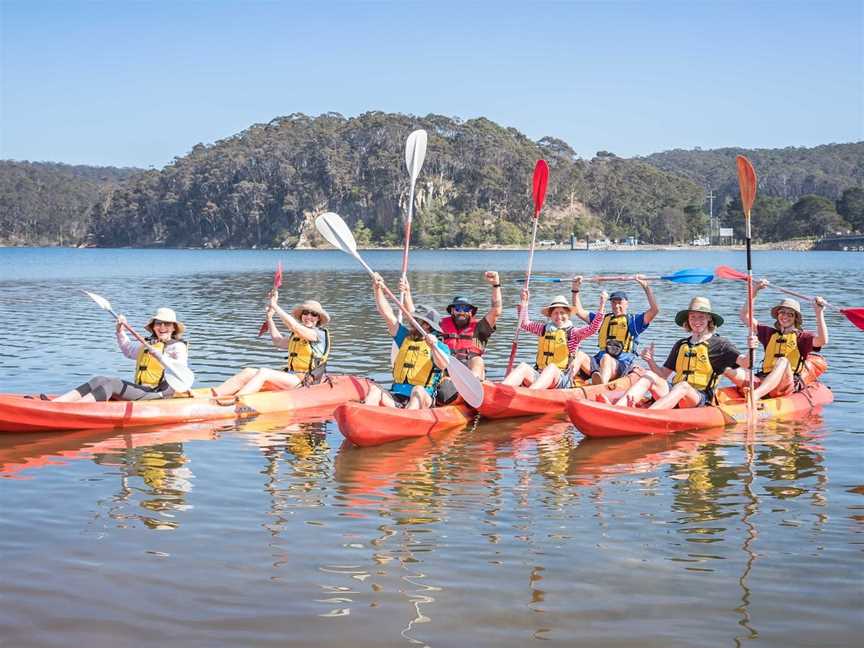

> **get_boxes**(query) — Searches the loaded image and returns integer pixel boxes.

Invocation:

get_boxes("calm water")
[0,248,861,647]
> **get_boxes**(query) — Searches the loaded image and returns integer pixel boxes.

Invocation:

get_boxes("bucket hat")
[447,295,478,316]
[145,307,186,337]
[675,296,724,328]
[541,295,572,318]
[771,298,803,328]
[413,304,443,333]
[292,300,331,325]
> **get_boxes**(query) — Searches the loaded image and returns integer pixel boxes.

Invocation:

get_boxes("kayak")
[478,371,643,419]
[334,401,475,447]
[0,375,372,433]
[566,382,833,438]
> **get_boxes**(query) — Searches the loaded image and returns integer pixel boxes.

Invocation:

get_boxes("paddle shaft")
[745,215,756,423]
[397,181,416,323]
[506,216,540,374]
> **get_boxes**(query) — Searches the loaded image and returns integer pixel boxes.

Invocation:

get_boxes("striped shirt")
[519,313,603,354]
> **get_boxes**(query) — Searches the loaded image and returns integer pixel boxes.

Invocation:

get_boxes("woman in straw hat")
[610,296,749,409]
[502,288,607,389]
[51,307,189,402]
[724,279,829,400]
[211,292,331,397]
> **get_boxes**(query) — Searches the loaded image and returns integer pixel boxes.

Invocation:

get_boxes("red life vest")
[440,316,485,361]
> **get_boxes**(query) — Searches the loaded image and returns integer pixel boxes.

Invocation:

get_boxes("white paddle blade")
[315,212,357,253]
[163,362,195,392]
[82,290,112,312]
[446,357,484,409]
[405,129,428,183]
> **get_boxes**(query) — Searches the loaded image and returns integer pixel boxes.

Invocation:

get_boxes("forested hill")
[0,161,141,245]
[1,114,861,247]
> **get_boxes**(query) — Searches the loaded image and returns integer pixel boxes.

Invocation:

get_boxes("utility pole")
[706,188,716,242]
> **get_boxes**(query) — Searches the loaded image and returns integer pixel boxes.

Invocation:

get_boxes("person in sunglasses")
[211,292,330,397]
[364,273,451,409]
[50,308,189,402]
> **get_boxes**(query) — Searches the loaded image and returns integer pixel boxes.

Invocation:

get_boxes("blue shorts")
[590,351,638,378]
[556,371,575,389]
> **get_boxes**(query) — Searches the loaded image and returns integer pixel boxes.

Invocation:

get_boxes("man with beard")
[570,274,659,384]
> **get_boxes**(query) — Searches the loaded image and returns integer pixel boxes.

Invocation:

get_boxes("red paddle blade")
[715,264,747,281]
[736,155,757,216]
[532,159,549,217]
[273,261,283,289]
[257,321,269,337]
[840,308,864,331]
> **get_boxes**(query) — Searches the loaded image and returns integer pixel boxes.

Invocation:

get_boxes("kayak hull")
[479,371,642,419]
[334,401,475,448]
[566,382,833,438]
[0,375,372,433]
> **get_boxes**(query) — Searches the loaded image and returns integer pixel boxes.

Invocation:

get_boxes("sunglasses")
[152,320,174,327]
[777,309,797,317]
[300,310,320,317]
[452,304,473,313]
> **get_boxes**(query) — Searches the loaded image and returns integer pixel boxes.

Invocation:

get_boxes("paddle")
[81,290,195,392]
[314,211,484,408]
[521,268,714,285]
[257,261,283,337]
[736,154,758,425]
[715,265,864,331]
[397,129,428,321]
[506,159,549,375]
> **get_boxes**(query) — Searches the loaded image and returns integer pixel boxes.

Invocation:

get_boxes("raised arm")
[739,279,767,328]
[570,275,591,322]
[643,343,674,380]
[269,291,318,343]
[372,273,400,336]
[114,314,142,360]
[813,296,829,348]
[483,270,503,327]
[635,274,659,324]
[399,276,415,316]
[425,334,451,371]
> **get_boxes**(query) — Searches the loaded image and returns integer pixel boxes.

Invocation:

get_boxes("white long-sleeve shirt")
[116,329,189,367]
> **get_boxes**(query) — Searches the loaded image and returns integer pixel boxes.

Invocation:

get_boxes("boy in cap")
[724,279,828,399]
[570,274,659,384]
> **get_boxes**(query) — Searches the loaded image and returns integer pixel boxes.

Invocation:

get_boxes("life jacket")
[598,313,634,352]
[134,339,186,388]
[672,338,719,393]
[762,329,805,375]
[393,333,440,389]
[535,323,573,371]
[284,328,330,374]
[440,316,485,360]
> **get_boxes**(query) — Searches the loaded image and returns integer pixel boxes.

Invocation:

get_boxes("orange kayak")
[334,401,475,447]
[566,382,833,438]
[478,371,642,419]
[0,375,372,433]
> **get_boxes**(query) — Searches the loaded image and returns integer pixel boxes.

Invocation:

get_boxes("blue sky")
[1,0,861,168]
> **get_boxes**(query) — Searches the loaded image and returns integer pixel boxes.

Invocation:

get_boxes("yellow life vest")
[598,313,634,352]
[284,328,330,373]
[134,340,185,388]
[535,324,572,370]
[393,334,437,387]
[672,339,719,392]
[762,330,804,374]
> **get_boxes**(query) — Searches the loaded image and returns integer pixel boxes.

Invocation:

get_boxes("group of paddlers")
[44,269,829,415]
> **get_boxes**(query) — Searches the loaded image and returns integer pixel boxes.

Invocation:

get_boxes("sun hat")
[675,296,724,328]
[447,295,478,316]
[771,298,803,328]
[412,304,444,333]
[541,295,573,318]
[609,291,629,301]
[145,307,186,337]
[292,300,331,325]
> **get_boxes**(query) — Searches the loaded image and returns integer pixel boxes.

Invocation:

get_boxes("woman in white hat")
[724,279,829,399]
[610,296,749,409]
[502,288,607,389]
[211,292,331,397]
[51,307,189,402]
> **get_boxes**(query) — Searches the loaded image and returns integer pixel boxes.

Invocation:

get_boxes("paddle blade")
[274,261,283,289]
[532,159,549,216]
[715,264,748,281]
[315,212,357,254]
[840,308,864,331]
[446,357,484,408]
[736,155,757,216]
[405,129,428,184]
[82,290,112,312]
[660,268,714,284]
[162,361,195,392]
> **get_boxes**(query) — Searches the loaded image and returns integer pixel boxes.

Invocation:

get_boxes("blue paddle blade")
[515,277,564,283]
[660,268,714,284]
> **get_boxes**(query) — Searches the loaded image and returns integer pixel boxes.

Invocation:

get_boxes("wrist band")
[492,284,501,288]
[571,290,580,294]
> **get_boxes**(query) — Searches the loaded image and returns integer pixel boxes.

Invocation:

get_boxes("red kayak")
[0,375,372,433]
[478,371,643,419]
[566,382,833,438]
[334,401,475,448]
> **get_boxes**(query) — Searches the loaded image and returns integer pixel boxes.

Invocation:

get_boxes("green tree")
[836,187,864,232]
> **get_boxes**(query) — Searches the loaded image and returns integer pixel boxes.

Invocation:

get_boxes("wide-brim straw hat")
[412,304,444,333]
[771,298,803,327]
[145,307,186,337]
[292,300,331,325]
[541,295,572,318]
[675,296,724,328]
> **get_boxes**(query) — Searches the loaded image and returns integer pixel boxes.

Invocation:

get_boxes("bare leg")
[212,367,258,396]
[502,363,538,387]
[530,365,562,390]
[467,356,485,380]
[752,357,793,400]
[364,384,385,406]
[613,372,668,406]
[407,386,433,409]
[596,354,619,385]
[236,368,301,396]
[650,382,702,409]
